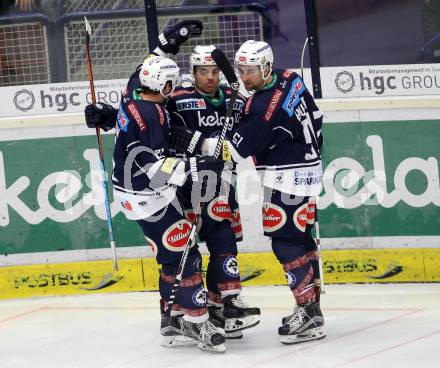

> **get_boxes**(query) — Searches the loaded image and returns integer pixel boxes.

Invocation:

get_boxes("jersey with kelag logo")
[112,84,188,219]
[167,85,246,139]
[209,69,323,196]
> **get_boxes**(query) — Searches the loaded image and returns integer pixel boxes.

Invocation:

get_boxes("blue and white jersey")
[167,85,246,140]
[112,71,187,219]
[203,69,323,196]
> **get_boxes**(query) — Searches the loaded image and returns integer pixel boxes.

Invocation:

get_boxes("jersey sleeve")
[166,96,187,128]
[226,90,282,159]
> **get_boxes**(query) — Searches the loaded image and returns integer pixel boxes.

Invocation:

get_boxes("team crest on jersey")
[293,203,308,232]
[262,203,286,232]
[282,77,306,117]
[144,236,158,256]
[117,106,130,132]
[176,98,206,111]
[162,219,192,252]
[223,255,240,277]
[231,209,243,239]
[192,287,207,307]
[184,209,202,232]
[285,270,297,288]
[208,196,232,222]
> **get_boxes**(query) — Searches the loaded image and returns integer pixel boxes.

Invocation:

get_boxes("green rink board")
[0,119,439,254]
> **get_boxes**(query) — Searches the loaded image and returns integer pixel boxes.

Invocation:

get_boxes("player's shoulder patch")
[263,88,283,123]
[281,76,306,117]
[126,101,147,132]
[281,69,296,79]
[155,104,165,126]
[170,87,196,99]
[243,94,254,115]
[117,105,130,132]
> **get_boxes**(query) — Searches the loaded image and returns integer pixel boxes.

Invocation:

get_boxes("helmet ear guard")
[234,40,273,80]
[139,56,180,97]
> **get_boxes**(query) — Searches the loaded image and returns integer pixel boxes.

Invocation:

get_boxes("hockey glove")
[185,156,235,182]
[154,20,203,56]
[84,103,118,131]
[169,125,204,155]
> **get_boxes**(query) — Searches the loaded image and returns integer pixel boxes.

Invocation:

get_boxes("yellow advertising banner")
[1,248,439,300]
[0,259,145,299]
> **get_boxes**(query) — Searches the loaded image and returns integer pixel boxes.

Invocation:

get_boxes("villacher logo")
[13,89,35,111]
[335,71,355,94]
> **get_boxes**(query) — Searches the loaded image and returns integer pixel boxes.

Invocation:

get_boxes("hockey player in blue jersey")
[172,40,325,345]
[87,53,234,353]
[167,45,260,339]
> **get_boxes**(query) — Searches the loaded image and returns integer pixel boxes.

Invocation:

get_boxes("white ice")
[1,284,439,368]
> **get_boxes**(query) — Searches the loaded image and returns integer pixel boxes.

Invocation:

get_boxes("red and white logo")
[282,69,294,79]
[293,203,308,232]
[307,199,316,225]
[231,209,243,239]
[205,56,213,62]
[239,56,247,62]
[162,219,192,252]
[262,203,286,232]
[121,200,132,211]
[198,99,206,108]
[208,197,232,222]
[127,102,147,132]
[155,104,165,126]
[142,69,149,76]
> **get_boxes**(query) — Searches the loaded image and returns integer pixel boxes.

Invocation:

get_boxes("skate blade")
[279,329,326,345]
[198,342,226,353]
[161,335,197,348]
[225,315,260,333]
[225,330,244,339]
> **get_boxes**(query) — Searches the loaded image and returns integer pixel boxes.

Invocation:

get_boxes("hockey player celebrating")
[86,23,261,338]
[167,45,260,339]
[171,40,325,345]
[85,20,234,352]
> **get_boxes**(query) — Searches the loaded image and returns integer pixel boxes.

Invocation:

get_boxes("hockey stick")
[85,17,118,271]
[313,197,325,293]
[165,48,239,317]
[300,37,325,293]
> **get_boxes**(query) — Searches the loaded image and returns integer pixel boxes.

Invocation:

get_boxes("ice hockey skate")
[180,318,226,353]
[208,305,243,339]
[278,301,325,345]
[222,294,261,333]
[160,313,197,348]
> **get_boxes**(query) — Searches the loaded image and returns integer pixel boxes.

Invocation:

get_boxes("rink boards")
[1,248,440,299]
[1,93,440,299]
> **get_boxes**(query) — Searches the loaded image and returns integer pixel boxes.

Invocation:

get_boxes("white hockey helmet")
[235,40,273,80]
[189,45,217,70]
[139,56,180,97]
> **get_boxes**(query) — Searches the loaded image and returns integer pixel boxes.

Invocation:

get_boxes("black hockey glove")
[84,103,118,131]
[169,125,204,155]
[155,20,203,56]
[185,156,235,182]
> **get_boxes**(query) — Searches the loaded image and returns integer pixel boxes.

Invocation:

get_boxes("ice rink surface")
[1,284,439,368]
